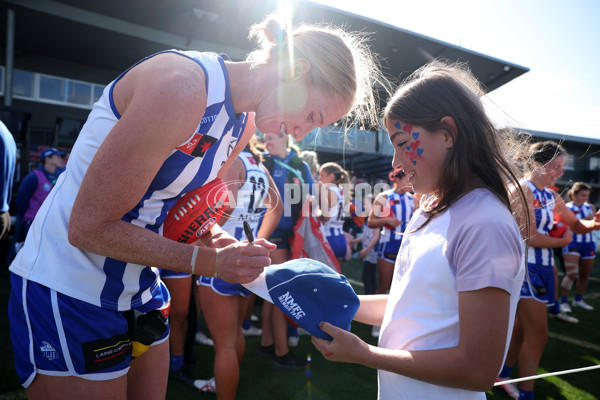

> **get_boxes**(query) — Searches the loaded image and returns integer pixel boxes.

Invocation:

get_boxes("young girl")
[560,181,598,312]
[8,12,386,400]
[319,162,351,267]
[312,60,528,399]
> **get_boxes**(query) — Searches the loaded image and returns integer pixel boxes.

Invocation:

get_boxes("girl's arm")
[353,294,388,326]
[313,287,509,391]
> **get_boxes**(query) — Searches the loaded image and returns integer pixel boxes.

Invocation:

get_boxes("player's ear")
[285,59,311,81]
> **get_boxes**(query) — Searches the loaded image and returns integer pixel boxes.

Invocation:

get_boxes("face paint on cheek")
[404,131,424,166]
[394,122,422,165]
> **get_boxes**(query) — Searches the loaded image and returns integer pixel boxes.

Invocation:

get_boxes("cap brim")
[242,271,273,304]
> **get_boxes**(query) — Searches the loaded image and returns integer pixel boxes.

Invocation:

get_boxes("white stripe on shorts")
[51,290,77,375]
[21,278,36,388]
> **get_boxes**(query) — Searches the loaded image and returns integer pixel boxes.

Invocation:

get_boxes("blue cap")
[40,147,66,161]
[243,258,360,340]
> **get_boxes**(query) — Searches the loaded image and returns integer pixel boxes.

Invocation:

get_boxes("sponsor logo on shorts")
[40,341,59,361]
[82,334,132,373]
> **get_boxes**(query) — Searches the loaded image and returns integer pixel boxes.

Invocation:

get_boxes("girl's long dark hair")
[384,60,529,236]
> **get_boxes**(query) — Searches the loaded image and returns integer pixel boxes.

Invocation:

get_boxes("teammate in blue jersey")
[560,182,598,312]
[368,171,414,281]
[7,11,386,400]
[497,142,600,400]
[318,162,351,267]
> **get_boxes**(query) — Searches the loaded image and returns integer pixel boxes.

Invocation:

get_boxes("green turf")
[1,256,599,399]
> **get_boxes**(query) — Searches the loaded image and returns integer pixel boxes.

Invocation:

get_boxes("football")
[548,221,567,238]
[163,178,228,243]
[380,205,395,230]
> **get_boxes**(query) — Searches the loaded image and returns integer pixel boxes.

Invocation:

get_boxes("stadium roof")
[0,0,528,91]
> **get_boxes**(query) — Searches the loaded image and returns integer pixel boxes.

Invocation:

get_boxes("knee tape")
[561,266,577,291]
[564,262,579,275]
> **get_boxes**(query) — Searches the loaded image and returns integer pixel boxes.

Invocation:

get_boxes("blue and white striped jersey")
[220,151,269,240]
[323,186,345,237]
[566,201,594,244]
[10,51,246,311]
[523,179,557,267]
[379,190,414,244]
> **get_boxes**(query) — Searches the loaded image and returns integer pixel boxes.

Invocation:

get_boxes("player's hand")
[205,231,238,248]
[358,249,367,259]
[311,322,369,364]
[215,239,276,284]
[560,227,573,246]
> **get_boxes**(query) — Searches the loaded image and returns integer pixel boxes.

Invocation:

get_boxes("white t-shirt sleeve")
[446,191,524,293]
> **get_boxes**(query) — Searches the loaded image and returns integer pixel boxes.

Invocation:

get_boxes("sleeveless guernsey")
[10,51,246,311]
[220,151,269,240]
[378,189,414,245]
[566,201,594,244]
[523,179,556,267]
[322,185,345,238]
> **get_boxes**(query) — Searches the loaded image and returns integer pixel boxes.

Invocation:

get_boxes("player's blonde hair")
[248,13,390,132]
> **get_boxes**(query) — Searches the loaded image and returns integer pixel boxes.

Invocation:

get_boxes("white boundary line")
[494,364,600,386]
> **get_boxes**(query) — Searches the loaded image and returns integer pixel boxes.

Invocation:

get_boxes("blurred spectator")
[0,120,17,243]
[7,147,66,263]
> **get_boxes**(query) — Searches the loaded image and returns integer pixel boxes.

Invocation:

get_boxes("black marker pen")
[243,220,254,243]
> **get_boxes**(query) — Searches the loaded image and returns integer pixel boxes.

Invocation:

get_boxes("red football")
[548,221,567,238]
[380,205,395,230]
[163,178,228,243]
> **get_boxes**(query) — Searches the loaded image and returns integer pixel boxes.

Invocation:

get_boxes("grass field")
[1,256,599,399]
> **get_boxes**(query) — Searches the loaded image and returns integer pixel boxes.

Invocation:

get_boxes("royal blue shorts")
[564,241,597,260]
[159,267,191,279]
[520,263,555,305]
[268,228,293,250]
[377,239,401,263]
[325,232,347,259]
[198,276,252,297]
[8,273,170,387]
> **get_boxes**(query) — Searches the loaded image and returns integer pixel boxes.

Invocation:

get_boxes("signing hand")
[215,239,276,284]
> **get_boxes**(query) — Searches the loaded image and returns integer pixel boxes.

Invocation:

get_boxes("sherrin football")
[548,221,567,238]
[163,178,228,243]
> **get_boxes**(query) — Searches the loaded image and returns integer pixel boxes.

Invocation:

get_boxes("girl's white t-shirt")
[378,189,525,400]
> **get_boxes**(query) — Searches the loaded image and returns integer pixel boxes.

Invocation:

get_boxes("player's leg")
[199,285,242,400]
[163,275,192,381]
[560,251,579,311]
[515,298,548,394]
[573,255,595,310]
[126,340,169,400]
